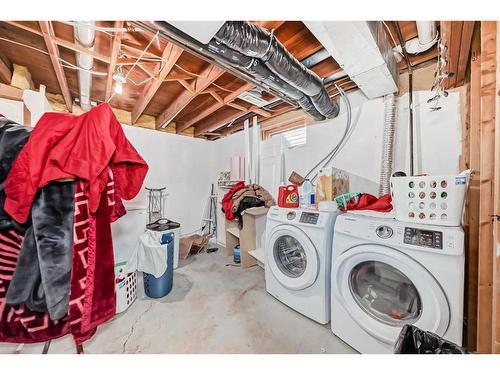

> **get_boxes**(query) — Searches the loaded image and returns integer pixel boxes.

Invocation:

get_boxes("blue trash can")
[143,232,174,298]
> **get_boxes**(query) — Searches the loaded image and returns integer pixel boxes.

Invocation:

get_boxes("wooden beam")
[456,22,475,86]
[180,82,254,131]
[0,83,23,101]
[177,79,195,93]
[466,29,481,351]
[5,21,111,64]
[156,64,224,130]
[226,102,271,118]
[492,20,500,354]
[477,21,496,354]
[208,90,224,104]
[131,42,183,124]
[38,21,72,112]
[163,70,198,81]
[0,55,12,84]
[105,21,124,102]
[194,109,246,137]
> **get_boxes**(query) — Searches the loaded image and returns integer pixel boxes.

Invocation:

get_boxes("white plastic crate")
[390,170,471,226]
[115,262,137,314]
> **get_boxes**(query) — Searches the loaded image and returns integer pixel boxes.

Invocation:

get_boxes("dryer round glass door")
[267,225,319,290]
[333,244,450,345]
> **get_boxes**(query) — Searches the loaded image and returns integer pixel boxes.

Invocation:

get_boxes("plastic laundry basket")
[143,232,174,298]
[390,170,471,226]
[115,262,137,314]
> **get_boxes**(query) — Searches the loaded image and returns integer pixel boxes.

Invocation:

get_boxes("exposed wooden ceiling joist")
[0,55,12,84]
[38,21,72,112]
[131,42,183,124]
[440,21,475,89]
[182,82,254,132]
[0,82,23,101]
[5,21,111,64]
[104,21,124,102]
[194,108,247,137]
[157,64,224,130]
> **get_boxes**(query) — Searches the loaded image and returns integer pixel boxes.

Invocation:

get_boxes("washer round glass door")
[267,225,319,290]
[333,244,450,345]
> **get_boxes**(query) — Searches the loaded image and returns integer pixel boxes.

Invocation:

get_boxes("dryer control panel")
[403,227,443,249]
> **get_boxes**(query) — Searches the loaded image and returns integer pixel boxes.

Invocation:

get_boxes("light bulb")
[114,82,123,95]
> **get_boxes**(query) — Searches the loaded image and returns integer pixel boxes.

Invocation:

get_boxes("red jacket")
[4,103,148,223]
[221,181,245,220]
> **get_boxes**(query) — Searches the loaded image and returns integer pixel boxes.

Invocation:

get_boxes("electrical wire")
[303,83,353,184]
[0,36,108,76]
[107,30,160,103]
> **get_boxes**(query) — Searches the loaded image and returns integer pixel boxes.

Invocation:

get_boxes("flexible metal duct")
[207,40,325,120]
[214,21,339,119]
[379,94,397,196]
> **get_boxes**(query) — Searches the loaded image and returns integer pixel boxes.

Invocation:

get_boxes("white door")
[267,225,319,291]
[333,244,450,345]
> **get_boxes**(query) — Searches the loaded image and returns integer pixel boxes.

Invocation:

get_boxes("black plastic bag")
[394,325,469,354]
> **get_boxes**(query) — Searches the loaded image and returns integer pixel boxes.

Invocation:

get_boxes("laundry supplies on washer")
[125,230,171,278]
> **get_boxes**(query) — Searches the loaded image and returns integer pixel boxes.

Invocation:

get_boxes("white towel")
[124,230,168,278]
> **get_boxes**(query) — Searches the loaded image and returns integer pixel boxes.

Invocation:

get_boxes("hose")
[303,83,353,184]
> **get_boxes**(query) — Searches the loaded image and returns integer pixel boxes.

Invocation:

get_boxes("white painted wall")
[0,98,24,124]
[121,124,213,234]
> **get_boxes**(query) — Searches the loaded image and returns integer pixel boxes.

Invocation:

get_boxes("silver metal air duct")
[379,94,397,196]
[74,21,95,111]
[214,21,339,119]
[207,40,325,120]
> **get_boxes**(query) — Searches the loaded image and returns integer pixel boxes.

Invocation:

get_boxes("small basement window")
[272,126,307,148]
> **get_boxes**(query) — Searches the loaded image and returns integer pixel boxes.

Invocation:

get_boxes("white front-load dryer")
[331,213,464,353]
[265,206,340,324]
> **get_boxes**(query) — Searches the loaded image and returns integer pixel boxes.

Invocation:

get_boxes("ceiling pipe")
[214,22,339,119]
[394,21,438,55]
[150,21,298,108]
[74,21,95,111]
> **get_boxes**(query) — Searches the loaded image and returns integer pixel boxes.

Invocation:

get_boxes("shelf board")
[248,248,265,265]
[226,227,240,238]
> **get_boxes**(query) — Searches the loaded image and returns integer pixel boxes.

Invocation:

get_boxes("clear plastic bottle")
[300,179,313,209]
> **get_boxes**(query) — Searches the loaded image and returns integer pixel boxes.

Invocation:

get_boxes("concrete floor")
[0,248,356,354]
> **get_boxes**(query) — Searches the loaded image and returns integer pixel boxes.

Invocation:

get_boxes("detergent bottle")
[278,184,299,208]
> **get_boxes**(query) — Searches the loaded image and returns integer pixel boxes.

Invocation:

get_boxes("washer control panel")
[299,212,319,225]
[403,227,443,249]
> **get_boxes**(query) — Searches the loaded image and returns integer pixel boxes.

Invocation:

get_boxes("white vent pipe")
[74,21,95,111]
[394,21,438,55]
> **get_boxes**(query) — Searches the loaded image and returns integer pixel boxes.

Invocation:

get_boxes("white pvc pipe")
[74,21,95,111]
[416,21,437,46]
[394,21,438,55]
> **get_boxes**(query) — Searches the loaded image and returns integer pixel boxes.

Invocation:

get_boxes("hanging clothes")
[0,119,31,232]
[0,171,124,344]
[4,103,148,224]
[6,181,75,320]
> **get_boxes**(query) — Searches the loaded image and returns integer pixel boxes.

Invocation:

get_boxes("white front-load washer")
[331,213,464,353]
[265,206,340,324]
